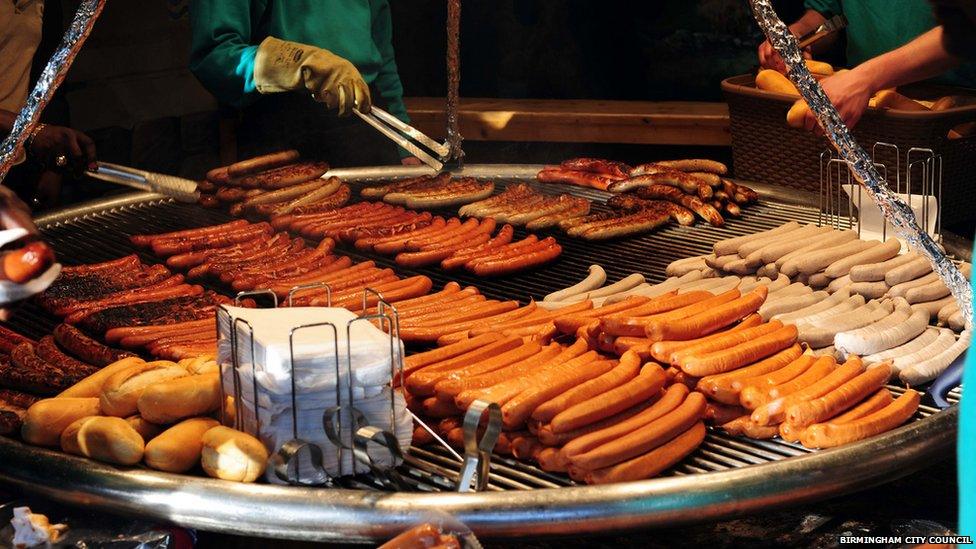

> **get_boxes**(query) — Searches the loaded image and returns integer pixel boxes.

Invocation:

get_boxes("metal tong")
[797,14,847,50]
[85,161,199,203]
[354,106,451,171]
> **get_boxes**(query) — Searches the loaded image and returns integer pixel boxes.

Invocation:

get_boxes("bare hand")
[758,39,812,73]
[401,156,423,166]
[29,124,97,174]
[799,69,874,133]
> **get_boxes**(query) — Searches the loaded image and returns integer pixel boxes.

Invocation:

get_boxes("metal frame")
[8,164,964,542]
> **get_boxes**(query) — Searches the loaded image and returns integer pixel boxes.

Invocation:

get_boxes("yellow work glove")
[253,37,371,116]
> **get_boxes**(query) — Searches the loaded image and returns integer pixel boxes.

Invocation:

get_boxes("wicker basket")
[722,74,976,227]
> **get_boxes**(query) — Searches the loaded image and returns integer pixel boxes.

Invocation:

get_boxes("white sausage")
[862,327,940,364]
[904,279,950,304]
[823,238,901,279]
[885,256,932,286]
[544,264,607,302]
[738,224,823,259]
[764,274,791,293]
[889,271,939,298]
[770,282,813,299]
[759,291,828,321]
[834,305,928,357]
[938,301,960,325]
[891,328,956,376]
[911,295,956,321]
[785,239,875,277]
[849,252,917,283]
[773,288,851,324]
[798,294,866,326]
[706,254,742,271]
[666,255,710,277]
[827,274,853,294]
[799,300,894,348]
[849,280,889,299]
[712,221,801,257]
[756,225,834,264]
[723,257,760,275]
[948,310,968,332]
[757,263,778,279]
[577,273,645,300]
[899,330,970,385]
[775,230,858,270]
[807,272,831,289]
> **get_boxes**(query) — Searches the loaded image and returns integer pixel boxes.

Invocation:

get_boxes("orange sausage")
[434,344,562,399]
[535,401,654,446]
[824,387,894,424]
[552,296,651,334]
[536,447,570,472]
[800,389,919,448]
[751,357,863,426]
[785,362,890,428]
[404,334,506,377]
[406,339,537,396]
[456,348,599,410]
[721,416,780,439]
[421,396,462,418]
[586,422,705,484]
[612,336,654,359]
[405,336,521,382]
[694,344,802,405]
[737,353,816,409]
[679,324,798,377]
[704,401,748,425]
[558,385,686,458]
[644,287,768,341]
[532,351,642,423]
[650,313,765,363]
[569,392,706,470]
[550,363,668,434]
[598,291,723,337]
[500,358,616,430]
[748,356,839,423]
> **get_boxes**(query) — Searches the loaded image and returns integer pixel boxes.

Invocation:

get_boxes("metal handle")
[929,352,966,409]
[354,108,445,171]
[457,399,501,492]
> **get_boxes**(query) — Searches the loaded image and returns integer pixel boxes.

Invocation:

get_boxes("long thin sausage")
[800,389,919,448]
[695,344,802,405]
[585,421,705,485]
[532,351,641,422]
[785,362,891,427]
[549,363,667,434]
[644,287,767,341]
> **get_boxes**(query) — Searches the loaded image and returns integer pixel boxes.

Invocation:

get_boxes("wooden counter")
[404,98,731,146]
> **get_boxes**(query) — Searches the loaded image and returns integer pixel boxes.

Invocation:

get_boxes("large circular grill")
[0,165,963,542]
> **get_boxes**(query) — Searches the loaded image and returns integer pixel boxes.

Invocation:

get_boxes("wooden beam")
[403,98,731,146]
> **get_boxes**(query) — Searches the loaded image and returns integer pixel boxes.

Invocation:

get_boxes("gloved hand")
[254,37,371,116]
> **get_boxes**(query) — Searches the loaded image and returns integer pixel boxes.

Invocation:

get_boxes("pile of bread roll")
[20,356,268,483]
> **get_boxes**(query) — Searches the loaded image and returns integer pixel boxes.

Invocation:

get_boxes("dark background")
[33,0,811,187]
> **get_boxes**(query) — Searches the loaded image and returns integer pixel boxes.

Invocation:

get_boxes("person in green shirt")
[189,0,419,167]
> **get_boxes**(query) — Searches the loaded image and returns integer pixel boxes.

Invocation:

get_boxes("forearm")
[790,9,828,38]
[853,27,961,92]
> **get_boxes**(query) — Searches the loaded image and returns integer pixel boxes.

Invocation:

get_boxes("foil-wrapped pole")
[749,0,972,322]
[0,0,106,185]
[445,0,464,166]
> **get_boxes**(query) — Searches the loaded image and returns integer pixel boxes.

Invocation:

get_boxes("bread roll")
[200,426,268,483]
[137,373,220,425]
[179,355,218,375]
[805,59,833,76]
[755,70,798,96]
[57,357,144,398]
[21,398,101,447]
[60,416,144,465]
[125,416,164,441]
[144,417,220,473]
[99,361,188,417]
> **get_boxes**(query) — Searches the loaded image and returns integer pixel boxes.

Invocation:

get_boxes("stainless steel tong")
[797,14,848,50]
[85,161,199,203]
[354,106,451,171]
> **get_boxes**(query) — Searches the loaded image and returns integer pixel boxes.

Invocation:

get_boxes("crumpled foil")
[0,0,105,185]
[749,0,972,322]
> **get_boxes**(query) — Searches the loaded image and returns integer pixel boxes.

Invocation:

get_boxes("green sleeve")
[803,0,841,17]
[370,0,410,127]
[189,0,265,108]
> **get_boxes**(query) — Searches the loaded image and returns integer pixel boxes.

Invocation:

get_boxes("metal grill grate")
[0,178,957,493]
